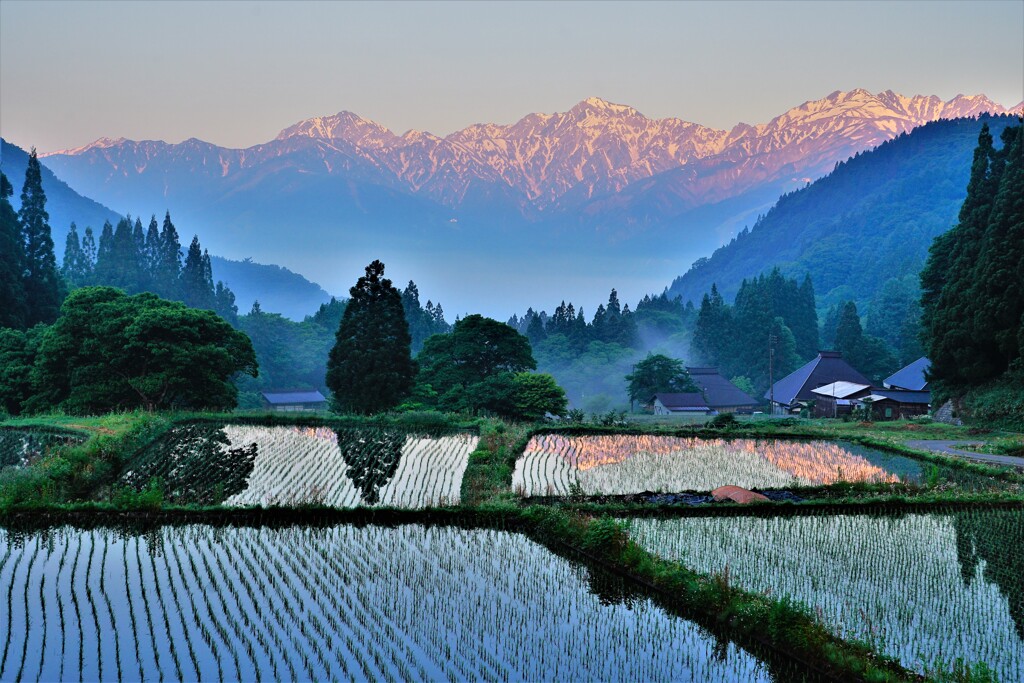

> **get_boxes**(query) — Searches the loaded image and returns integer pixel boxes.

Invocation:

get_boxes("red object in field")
[711,485,770,504]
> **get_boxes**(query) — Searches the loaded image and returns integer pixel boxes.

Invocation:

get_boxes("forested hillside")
[667,115,1021,312]
[921,122,1023,424]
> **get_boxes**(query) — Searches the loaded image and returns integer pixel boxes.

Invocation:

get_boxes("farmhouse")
[260,390,328,412]
[765,351,871,415]
[686,367,758,413]
[810,381,872,417]
[853,390,931,420]
[652,392,711,415]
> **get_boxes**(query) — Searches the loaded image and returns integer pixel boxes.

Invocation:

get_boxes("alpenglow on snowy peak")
[37,89,1020,229]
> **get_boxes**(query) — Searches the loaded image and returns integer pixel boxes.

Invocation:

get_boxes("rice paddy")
[0,429,85,470]
[0,523,776,682]
[512,434,924,496]
[118,424,478,508]
[623,508,1024,679]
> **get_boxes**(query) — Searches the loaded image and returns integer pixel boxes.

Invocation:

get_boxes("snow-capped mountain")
[40,89,1017,224]
[27,89,1019,315]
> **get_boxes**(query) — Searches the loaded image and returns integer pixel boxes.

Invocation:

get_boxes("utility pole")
[768,333,777,415]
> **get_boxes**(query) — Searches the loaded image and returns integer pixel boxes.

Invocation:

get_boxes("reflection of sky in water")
[524,435,923,485]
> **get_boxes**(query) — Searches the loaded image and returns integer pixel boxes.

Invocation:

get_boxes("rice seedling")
[513,434,924,496]
[0,522,777,681]
[623,508,1024,679]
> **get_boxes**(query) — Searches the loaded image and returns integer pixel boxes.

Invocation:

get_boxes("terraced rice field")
[119,424,478,508]
[624,508,1024,679]
[0,429,85,470]
[0,524,776,682]
[513,434,923,496]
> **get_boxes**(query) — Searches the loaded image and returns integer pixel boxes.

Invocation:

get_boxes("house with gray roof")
[653,392,710,415]
[765,351,871,414]
[686,367,758,413]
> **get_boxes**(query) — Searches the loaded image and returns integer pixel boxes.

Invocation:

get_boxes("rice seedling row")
[0,523,776,682]
[623,508,1024,679]
[513,434,926,496]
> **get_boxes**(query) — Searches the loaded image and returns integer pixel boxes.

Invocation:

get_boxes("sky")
[2,1,1022,154]
[1,0,1022,318]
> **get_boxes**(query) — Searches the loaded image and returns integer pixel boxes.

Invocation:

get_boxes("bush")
[708,413,737,428]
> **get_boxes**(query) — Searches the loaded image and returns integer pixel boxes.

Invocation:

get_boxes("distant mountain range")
[666,115,1022,311]
[12,89,1024,315]
[0,139,335,320]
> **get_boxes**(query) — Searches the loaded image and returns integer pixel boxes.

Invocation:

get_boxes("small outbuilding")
[810,381,873,418]
[652,393,711,416]
[261,390,328,412]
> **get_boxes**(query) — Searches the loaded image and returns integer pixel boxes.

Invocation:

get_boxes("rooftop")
[766,351,871,405]
[884,357,931,391]
[261,390,327,405]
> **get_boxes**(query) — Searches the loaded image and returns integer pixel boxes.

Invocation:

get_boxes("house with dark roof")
[686,367,758,413]
[765,351,871,414]
[810,381,873,417]
[884,357,931,391]
[261,390,328,412]
[853,389,931,420]
[652,392,710,415]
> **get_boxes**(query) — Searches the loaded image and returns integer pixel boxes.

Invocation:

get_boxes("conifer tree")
[18,149,62,325]
[144,216,161,276]
[326,260,415,414]
[61,222,89,289]
[0,173,27,329]
[81,226,97,279]
[156,211,183,298]
[93,220,116,284]
[180,236,215,309]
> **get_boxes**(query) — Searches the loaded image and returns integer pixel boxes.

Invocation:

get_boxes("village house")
[765,351,871,415]
[260,390,328,412]
[686,367,759,413]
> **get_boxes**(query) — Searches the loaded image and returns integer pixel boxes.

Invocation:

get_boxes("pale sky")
[2,0,1022,153]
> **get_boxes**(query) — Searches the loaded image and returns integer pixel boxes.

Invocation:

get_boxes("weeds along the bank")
[0,411,175,509]
[459,420,535,507]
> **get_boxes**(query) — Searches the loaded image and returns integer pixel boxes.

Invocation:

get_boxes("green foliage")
[414,314,563,420]
[0,326,44,415]
[235,304,334,406]
[17,149,63,326]
[400,281,450,354]
[327,260,416,415]
[834,301,898,383]
[0,172,27,329]
[625,353,697,406]
[28,286,257,414]
[669,115,1021,314]
[692,270,818,394]
[922,124,1023,404]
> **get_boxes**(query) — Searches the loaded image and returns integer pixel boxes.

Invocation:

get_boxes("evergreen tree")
[180,236,215,309]
[0,173,27,329]
[81,226,97,280]
[214,281,239,326]
[156,211,183,298]
[922,124,1023,402]
[18,149,62,325]
[144,215,162,276]
[326,260,415,414]
[93,220,116,284]
[61,222,89,288]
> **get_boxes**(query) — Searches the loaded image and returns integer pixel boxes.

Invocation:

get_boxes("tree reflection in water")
[336,427,406,504]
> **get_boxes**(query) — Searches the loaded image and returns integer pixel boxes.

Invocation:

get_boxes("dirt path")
[905,440,1024,469]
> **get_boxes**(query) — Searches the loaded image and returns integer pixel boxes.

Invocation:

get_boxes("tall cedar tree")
[61,222,89,288]
[922,124,1023,399]
[327,260,415,414]
[181,236,215,309]
[0,173,27,328]
[157,212,183,299]
[18,149,62,326]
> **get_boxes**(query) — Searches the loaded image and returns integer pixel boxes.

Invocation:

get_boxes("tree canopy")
[326,260,415,414]
[625,353,697,406]
[13,286,256,414]
[921,123,1023,405]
